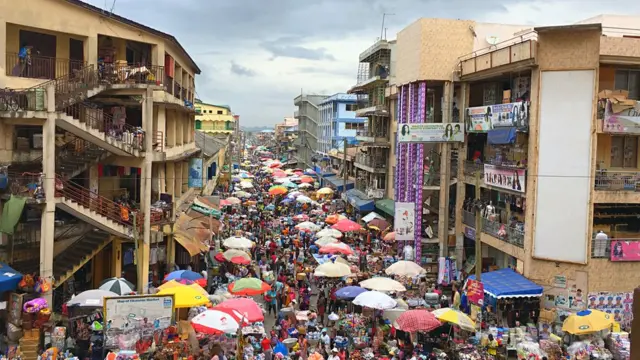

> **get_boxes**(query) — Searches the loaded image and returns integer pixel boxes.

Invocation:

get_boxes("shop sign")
[483,164,526,193]
[552,275,567,288]
[188,158,203,188]
[464,101,530,133]
[610,240,640,261]
[464,226,476,240]
[467,279,484,306]
[603,99,640,134]
[394,202,415,241]
[398,123,464,143]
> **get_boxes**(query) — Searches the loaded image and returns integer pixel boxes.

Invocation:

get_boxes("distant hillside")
[241,126,273,132]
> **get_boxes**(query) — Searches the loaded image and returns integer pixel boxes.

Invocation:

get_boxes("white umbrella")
[191,310,241,334]
[99,277,135,295]
[239,182,254,189]
[317,228,343,238]
[288,191,303,198]
[298,183,313,189]
[233,191,251,198]
[385,261,427,277]
[314,261,352,278]
[360,277,407,292]
[314,236,340,247]
[296,195,312,203]
[274,178,290,184]
[295,221,320,232]
[352,291,397,310]
[67,289,118,307]
[223,236,255,249]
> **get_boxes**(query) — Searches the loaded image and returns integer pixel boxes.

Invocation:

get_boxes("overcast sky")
[87,0,640,127]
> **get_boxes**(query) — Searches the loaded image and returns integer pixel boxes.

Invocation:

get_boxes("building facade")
[293,94,327,168]
[317,93,365,155]
[195,100,236,134]
[0,0,203,300]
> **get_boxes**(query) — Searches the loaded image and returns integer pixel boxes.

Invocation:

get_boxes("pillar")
[175,162,182,199]
[137,88,153,293]
[455,83,470,267]
[0,20,6,73]
[111,238,122,277]
[166,234,176,271]
[85,36,98,67]
[438,81,454,257]
[40,84,56,304]
[166,162,175,197]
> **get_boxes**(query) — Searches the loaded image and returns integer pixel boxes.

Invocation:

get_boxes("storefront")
[342,189,375,214]
[323,175,355,192]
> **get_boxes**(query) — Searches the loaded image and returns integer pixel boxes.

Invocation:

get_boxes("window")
[195,120,202,130]
[615,70,640,99]
[217,110,224,115]
[610,136,638,168]
[345,104,357,111]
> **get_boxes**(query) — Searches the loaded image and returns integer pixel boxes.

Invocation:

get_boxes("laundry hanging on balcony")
[0,195,27,235]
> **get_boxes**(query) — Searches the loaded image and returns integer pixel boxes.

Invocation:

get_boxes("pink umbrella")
[396,309,441,332]
[319,242,354,256]
[332,219,362,232]
[213,298,264,323]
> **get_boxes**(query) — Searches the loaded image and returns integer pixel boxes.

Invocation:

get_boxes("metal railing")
[356,127,389,138]
[150,207,173,225]
[154,131,164,152]
[591,237,640,258]
[463,161,484,178]
[99,63,165,87]
[462,210,525,248]
[62,103,145,151]
[355,154,386,169]
[5,52,85,80]
[4,172,45,199]
[594,170,640,191]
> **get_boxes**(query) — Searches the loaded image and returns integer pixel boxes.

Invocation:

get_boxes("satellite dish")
[486,36,500,45]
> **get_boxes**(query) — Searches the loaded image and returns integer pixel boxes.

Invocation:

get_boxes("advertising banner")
[394,202,415,241]
[464,101,530,133]
[483,164,526,193]
[610,240,640,261]
[603,99,640,134]
[467,279,484,305]
[189,158,204,188]
[398,123,464,143]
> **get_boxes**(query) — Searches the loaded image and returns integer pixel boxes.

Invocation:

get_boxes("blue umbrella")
[281,198,294,204]
[165,270,203,282]
[335,286,367,300]
[265,204,275,211]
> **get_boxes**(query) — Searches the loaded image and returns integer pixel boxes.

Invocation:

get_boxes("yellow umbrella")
[432,308,476,331]
[158,280,182,291]
[317,187,334,195]
[562,309,614,335]
[157,285,210,308]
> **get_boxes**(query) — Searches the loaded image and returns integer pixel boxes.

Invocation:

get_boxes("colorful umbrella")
[99,277,135,295]
[396,310,441,332]
[316,187,334,195]
[332,219,362,232]
[295,221,321,232]
[359,277,406,292]
[222,249,251,265]
[383,232,396,242]
[317,229,343,238]
[314,236,339,247]
[562,309,614,335]
[298,183,313,189]
[165,270,204,283]
[385,261,427,277]
[191,309,240,334]
[214,298,264,323]
[268,186,288,196]
[299,176,314,183]
[296,195,313,203]
[432,308,476,331]
[368,218,390,230]
[223,236,255,249]
[283,182,298,189]
[325,214,347,225]
[352,291,397,310]
[314,261,352,278]
[335,286,368,300]
[225,197,242,205]
[232,191,251,198]
[293,214,310,222]
[157,286,209,308]
[319,242,354,256]
[228,278,271,296]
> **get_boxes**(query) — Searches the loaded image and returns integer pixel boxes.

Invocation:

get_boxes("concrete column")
[182,161,189,193]
[157,106,167,149]
[0,20,7,76]
[166,162,175,198]
[166,234,176,272]
[455,82,470,268]
[111,238,122,277]
[137,88,153,293]
[85,36,99,67]
[40,84,56,304]
[437,81,454,257]
[175,162,182,199]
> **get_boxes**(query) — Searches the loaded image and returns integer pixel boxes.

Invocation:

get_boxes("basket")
[307,338,319,346]
[283,338,298,349]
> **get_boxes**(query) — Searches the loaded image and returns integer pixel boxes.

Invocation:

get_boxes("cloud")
[230,62,256,77]
[262,41,336,61]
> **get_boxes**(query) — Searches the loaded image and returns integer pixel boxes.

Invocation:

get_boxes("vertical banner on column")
[394,202,416,241]
[397,85,409,254]
[415,81,427,261]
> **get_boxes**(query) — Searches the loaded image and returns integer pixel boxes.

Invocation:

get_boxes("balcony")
[595,170,640,192]
[462,210,525,248]
[354,154,386,173]
[99,63,165,87]
[591,237,640,259]
[463,161,485,179]
[355,128,390,144]
[355,104,388,117]
[459,31,537,79]
[6,52,85,80]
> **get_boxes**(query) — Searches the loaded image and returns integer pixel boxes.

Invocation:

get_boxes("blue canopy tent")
[466,268,542,306]
[0,263,23,292]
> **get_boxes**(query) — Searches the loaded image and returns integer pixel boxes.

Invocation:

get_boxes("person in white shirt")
[327,348,340,360]
[321,330,331,355]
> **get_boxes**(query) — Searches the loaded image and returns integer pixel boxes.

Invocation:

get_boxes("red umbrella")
[299,176,314,183]
[213,298,264,323]
[319,242,354,256]
[396,309,441,332]
[332,219,362,232]
[214,252,226,262]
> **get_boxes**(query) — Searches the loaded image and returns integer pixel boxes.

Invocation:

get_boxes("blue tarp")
[487,127,517,145]
[0,263,23,292]
[344,189,375,212]
[466,268,543,299]
[324,176,354,191]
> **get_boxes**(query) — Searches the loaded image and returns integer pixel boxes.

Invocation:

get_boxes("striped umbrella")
[228,278,271,296]
[99,277,135,295]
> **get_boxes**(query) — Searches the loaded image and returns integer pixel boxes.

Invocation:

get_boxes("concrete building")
[317,93,366,155]
[195,100,237,135]
[393,15,640,301]
[0,0,203,301]
[293,94,327,168]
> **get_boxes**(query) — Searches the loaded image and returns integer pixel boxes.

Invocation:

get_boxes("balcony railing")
[99,63,165,87]
[594,170,640,191]
[355,154,386,170]
[356,128,389,139]
[464,161,485,178]
[462,210,525,248]
[591,237,640,259]
[6,52,85,80]
[3,172,45,200]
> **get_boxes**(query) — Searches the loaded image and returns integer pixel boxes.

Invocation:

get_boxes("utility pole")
[342,139,348,193]
[474,171,482,282]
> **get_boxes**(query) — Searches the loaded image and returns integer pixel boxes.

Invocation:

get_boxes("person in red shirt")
[261,334,273,360]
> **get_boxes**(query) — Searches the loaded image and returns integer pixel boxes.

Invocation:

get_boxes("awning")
[174,233,209,257]
[466,268,543,299]
[488,127,517,145]
[344,189,375,212]
[323,176,354,191]
[0,263,23,292]
[375,198,395,217]
[173,213,211,256]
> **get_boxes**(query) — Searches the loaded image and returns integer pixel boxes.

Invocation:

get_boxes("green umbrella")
[227,278,271,296]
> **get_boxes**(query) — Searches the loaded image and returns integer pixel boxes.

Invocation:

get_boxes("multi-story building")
[0,0,202,300]
[317,93,365,155]
[293,94,327,168]
[195,100,237,135]
[274,117,298,163]
[347,40,396,214]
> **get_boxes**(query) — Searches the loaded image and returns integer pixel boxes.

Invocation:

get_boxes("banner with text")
[466,279,485,305]
[483,164,526,193]
[464,101,530,133]
[398,123,464,143]
[394,202,415,241]
[604,99,640,134]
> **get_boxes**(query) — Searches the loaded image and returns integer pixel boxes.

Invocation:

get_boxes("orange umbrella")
[299,176,314,183]
[268,186,288,195]
[383,232,396,242]
[332,219,362,232]
[325,214,347,225]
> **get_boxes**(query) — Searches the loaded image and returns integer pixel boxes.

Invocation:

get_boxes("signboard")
[483,164,526,193]
[188,158,204,188]
[467,279,484,306]
[464,101,530,133]
[553,275,567,288]
[104,295,175,351]
[604,99,640,134]
[394,202,415,241]
[464,226,476,240]
[610,240,640,261]
[398,123,464,143]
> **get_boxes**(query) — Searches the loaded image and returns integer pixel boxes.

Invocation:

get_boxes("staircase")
[55,176,138,239]
[55,136,110,178]
[53,229,112,285]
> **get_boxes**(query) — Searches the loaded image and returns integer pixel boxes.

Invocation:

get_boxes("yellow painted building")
[195,100,236,134]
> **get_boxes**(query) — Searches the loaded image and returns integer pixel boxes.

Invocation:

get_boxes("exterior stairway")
[55,176,138,239]
[55,136,110,178]
[53,229,112,285]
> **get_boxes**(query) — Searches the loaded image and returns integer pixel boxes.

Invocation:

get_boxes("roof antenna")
[380,13,395,40]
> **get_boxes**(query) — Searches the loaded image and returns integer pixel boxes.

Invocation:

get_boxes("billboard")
[464,101,530,133]
[394,202,415,241]
[398,123,464,143]
[483,164,526,193]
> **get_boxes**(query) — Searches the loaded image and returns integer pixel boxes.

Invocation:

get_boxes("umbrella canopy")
[298,183,313,189]
[158,281,207,297]
[325,214,347,225]
[191,310,240,334]
[396,310,441,332]
[293,214,310,222]
[239,182,254,189]
[335,286,367,300]
[213,298,264,323]
[223,236,255,249]
[314,236,339,247]
[296,195,313,203]
[157,286,209,308]
[317,187,334,195]
[385,261,427,277]
[360,277,407,292]
[432,308,476,332]
[295,221,321,232]
[368,218,390,230]
[383,232,396,242]
[314,261,352,278]
[67,289,118,307]
[228,278,271,296]
[284,182,298,189]
[222,249,252,265]
[232,191,251,198]
[225,197,242,205]
[268,186,288,196]
[319,242,354,256]
[99,277,135,295]
[273,178,290,184]
[332,219,362,232]
[317,228,343,238]
[299,176,314,183]
[304,169,316,175]
[352,291,397,310]
[165,270,204,283]
[562,309,614,335]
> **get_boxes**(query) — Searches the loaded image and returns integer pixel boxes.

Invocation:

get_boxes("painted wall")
[472,22,532,52]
